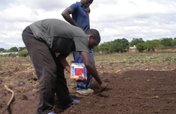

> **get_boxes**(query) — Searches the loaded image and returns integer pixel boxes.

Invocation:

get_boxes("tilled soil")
[61,70,176,114]
[0,55,176,114]
[1,70,176,114]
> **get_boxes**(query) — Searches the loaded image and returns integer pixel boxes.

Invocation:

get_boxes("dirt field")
[0,53,176,114]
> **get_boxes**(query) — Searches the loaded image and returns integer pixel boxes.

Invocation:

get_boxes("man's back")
[30,19,84,39]
[29,19,89,53]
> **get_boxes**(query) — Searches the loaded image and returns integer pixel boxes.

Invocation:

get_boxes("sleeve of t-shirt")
[69,3,78,11]
[73,37,89,53]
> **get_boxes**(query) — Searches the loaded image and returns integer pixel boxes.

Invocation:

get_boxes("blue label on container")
[72,61,84,63]
[72,66,75,76]
[83,67,87,77]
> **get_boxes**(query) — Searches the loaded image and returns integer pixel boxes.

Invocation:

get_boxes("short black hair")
[85,29,101,43]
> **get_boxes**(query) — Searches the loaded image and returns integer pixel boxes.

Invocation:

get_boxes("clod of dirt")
[0,79,2,84]
[19,95,28,100]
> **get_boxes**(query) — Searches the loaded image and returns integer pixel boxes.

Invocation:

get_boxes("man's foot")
[76,88,94,95]
[63,99,80,109]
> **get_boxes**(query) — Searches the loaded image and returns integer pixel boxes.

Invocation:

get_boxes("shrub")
[136,43,147,52]
[108,42,123,53]
[18,51,28,57]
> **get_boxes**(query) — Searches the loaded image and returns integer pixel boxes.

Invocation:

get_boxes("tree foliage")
[98,42,112,52]
[173,39,176,47]
[160,38,174,47]
[130,38,145,47]
[0,48,5,52]
[18,51,28,57]
[2,37,176,54]
[9,47,18,52]
[113,38,129,51]
[136,43,147,52]
[108,42,123,53]
[18,47,27,51]
[145,40,160,51]
[94,38,129,53]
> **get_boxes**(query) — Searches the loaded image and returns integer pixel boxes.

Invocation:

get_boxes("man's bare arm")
[58,53,70,73]
[62,7,79,27]
[80,51,107,91]
[80,51,102,84]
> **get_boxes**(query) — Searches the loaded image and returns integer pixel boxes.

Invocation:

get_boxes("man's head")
[81,0,93,8]
[86,29,101,49]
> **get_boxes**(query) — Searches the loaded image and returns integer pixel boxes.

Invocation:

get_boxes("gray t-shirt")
[29,19,89,53]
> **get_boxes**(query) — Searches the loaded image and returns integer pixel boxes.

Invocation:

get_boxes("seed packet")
[70,61,87,80]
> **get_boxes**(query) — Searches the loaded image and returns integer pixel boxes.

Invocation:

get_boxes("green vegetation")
[0,53,176,86]
[93,53,176,71]
[93,37,176,53]
[94,38,129,53]
[130,38,145,47]
[136,43,147,52]
[0,47,27,52]
[1,37,176,54]
[9,47,18,52]
[18,51,28,57]
[0,48,5,52]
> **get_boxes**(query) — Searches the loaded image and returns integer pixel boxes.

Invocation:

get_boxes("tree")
[130,38,145,47]
[98,42,112,52]
[145,40,160,51]
[93,45,100,52]
[160,38,173,48]
[136,43,147,52]
[114,38,129,51]
[172,38,176,47]
[9,47,18,52]
[108,42,123,53]
[173,42,176,47]
[18,47,26,51]
[0,48,5,52]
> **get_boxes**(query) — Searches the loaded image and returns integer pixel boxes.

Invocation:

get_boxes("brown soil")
[0,56,176,114]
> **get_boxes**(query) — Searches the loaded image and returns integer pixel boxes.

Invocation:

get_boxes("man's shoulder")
[70,2,82,8]
[72,2,81,5]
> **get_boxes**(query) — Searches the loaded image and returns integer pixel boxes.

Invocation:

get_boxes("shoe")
[77,88,94,95]
[48,112,56,114]
[63,99,80,109]
[73,99,80,103]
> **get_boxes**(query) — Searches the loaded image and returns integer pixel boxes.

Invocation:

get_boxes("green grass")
[93,53,176,71]
[0,52,176,86]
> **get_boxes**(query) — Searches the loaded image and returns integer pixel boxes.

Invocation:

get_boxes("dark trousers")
[22,26,72,114]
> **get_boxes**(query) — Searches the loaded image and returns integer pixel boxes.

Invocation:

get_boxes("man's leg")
[22,27,56,114]
[54,56,73,107]
[73,49,94,90]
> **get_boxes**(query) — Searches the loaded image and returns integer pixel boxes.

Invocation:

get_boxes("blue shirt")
[70,2,90,31]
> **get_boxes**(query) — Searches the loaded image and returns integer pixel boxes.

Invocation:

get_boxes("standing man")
[62,0,94,94]
[22,18,107,114]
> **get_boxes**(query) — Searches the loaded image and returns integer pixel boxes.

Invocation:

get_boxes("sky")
[0,0,176,49]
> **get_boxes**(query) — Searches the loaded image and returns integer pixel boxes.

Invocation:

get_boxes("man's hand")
[99,82,107,92]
